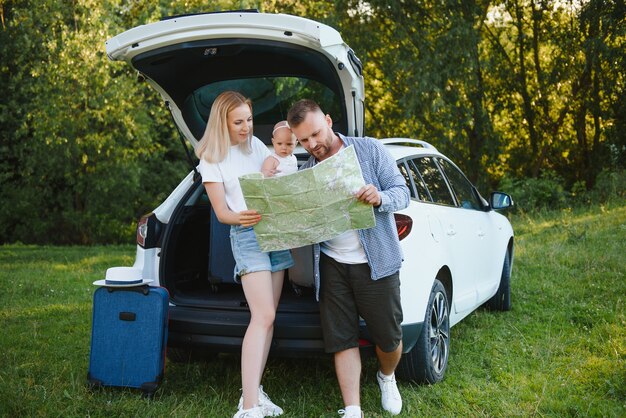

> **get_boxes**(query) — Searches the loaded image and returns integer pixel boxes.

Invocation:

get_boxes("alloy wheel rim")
[429,291,450,374]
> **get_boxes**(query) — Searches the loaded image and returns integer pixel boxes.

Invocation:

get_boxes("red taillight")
[394,213,413,241]
[358,338,373,347]
[136,216,149,247]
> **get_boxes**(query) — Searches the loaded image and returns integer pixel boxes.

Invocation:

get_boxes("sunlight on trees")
[0,0,623,244]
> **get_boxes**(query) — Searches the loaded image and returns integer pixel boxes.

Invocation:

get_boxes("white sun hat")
[93,266,153,287]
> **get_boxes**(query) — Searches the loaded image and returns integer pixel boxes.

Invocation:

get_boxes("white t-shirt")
[320,143,367,264]
[271,153,298,176]
[198,136,270,212]
[321,230,368,264]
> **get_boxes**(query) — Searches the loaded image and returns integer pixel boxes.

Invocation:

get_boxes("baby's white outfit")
[271,153,298,176]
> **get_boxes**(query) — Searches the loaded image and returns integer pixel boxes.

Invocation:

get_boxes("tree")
[0,0,623,244]
[332,0,625,188]
[330,1,499,187]
[483,0,625,186]
[0,0,186,244]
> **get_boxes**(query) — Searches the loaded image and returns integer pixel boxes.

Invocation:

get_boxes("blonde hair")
[195,91,253,163]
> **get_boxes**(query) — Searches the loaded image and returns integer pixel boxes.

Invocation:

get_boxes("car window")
[437,158,483,210]
[412,157,455,206]
[182,77,344,143]
[397,162,416,199]
[406,160,432,202]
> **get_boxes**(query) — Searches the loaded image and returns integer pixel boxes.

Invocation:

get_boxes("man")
[287,99,410,418]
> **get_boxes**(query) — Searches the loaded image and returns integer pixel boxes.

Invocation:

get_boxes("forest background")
[1,0,624,245]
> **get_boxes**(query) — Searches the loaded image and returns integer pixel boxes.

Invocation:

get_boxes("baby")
[261,120,298,177]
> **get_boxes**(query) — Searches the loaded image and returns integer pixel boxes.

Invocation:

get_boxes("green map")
[239,145,376,252]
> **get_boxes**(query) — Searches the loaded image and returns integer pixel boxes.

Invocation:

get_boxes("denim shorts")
[229,225,294,279]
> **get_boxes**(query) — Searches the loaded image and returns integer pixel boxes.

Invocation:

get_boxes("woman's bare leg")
[240,270,281,409]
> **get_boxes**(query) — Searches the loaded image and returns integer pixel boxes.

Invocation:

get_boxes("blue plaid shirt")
[300,133,410,298]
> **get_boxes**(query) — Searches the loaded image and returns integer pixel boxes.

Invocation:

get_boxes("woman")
[196,91,293,418]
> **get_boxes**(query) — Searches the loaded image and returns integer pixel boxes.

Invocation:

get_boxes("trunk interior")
[160,180,319,314]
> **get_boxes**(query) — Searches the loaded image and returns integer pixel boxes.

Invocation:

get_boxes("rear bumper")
[168,305,326,355]
[168,305,422,356]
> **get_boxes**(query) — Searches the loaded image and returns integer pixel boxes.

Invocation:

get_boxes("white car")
[106,10,514,383]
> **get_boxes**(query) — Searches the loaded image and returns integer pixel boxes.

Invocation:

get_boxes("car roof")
[380,138,444,160]
[293,138,444,162]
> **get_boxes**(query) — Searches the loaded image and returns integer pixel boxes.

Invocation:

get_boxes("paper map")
[239,145,376,252]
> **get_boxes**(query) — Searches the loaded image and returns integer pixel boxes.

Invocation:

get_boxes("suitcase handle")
[119,312,137,321]
[107,285,150,295]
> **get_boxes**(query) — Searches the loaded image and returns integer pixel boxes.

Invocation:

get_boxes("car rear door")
[436,158,495,308]
[406,156,481,314]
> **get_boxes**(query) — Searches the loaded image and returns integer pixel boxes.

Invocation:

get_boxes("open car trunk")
[159,179,320,313]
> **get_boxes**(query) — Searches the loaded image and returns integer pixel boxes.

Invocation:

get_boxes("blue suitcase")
[87,285,169,396]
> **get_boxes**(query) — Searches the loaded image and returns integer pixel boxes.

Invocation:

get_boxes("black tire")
[485,250,512,311]
[166,346,215,363]
[396,279,450,384]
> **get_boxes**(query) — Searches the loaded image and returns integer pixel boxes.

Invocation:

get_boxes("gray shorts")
[319,252,403,353]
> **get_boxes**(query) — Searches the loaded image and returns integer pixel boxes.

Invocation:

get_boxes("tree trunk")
[512,0,540,176]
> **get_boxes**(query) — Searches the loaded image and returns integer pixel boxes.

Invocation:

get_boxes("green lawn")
[1,203,624,417]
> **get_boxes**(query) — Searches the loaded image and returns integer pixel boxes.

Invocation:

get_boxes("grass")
[1,202,625,417]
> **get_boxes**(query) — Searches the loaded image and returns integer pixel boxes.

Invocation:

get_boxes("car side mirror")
[490,192,514,210]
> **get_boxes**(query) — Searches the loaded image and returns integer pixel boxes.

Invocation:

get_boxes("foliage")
[499,171,568,212]
[497,168,625,212]
[588,169,626,203]
[329,0,625,189]
[1,203,625,416]
[0,0,624,244]
[0,0,187,244]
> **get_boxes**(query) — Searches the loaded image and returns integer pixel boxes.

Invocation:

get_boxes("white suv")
[106,11,514,384]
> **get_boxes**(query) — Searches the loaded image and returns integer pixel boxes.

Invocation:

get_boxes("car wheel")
[396,279,450,384]
[485,250,512,311]
[166,347,215,363]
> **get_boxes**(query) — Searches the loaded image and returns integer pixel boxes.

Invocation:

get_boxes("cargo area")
[160,181,319,314]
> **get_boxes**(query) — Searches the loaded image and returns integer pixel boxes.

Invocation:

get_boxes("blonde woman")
[196,91,293,418]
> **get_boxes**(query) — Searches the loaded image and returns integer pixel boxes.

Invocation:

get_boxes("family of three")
[195,91,410,418]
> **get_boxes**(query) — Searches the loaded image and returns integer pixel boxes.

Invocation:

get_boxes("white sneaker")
[233,406,263,418]
[237,385,284,417]
[377,371,402,415]
[338,408,364,418]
